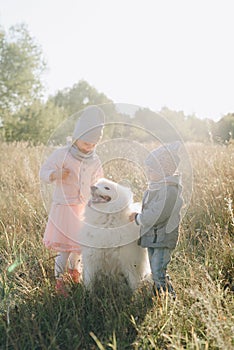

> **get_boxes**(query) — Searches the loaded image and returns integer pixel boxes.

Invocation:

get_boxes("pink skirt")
[43,203,85,252]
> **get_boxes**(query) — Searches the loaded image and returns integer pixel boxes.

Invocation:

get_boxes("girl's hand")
[129,212,137,222]
[49,167,70,181]
[59,167,70,180]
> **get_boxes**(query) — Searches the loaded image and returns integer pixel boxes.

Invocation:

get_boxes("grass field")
[0,141,233,349]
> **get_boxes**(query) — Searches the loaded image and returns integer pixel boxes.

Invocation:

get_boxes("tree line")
[0,24,233,144]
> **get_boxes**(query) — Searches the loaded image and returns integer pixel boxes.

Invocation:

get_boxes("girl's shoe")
[68,269,80,283]
[55,278,69,297]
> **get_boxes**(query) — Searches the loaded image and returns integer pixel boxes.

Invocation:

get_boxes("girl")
[40,106,104,296]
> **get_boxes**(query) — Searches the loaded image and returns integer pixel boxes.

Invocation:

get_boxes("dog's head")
[88,178,133,213]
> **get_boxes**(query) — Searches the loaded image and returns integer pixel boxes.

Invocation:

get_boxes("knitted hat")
[72,106,105,143]
[145,141,181,177]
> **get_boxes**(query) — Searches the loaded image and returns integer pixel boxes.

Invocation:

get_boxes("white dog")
[78,178,150,290]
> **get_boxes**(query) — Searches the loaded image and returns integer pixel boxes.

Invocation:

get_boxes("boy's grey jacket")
[137,175,183,249]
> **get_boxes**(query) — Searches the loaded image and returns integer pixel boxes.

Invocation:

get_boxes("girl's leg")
[68,252,82,283]
[68,252,82,271]
[55,251,70,279]
[54,251,70,296]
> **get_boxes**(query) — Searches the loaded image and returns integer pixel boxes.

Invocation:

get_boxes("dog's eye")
[104,186,110,190]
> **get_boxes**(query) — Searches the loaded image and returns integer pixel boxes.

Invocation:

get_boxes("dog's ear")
[118,179,132,189]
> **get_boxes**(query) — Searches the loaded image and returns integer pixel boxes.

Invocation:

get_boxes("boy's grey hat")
[145,141,181,177]
[73,106,105,143]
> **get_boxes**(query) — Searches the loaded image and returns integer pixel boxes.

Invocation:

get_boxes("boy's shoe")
[55,278,69,297]
[167,289,176,300]
[152,284,176,301]
[152,284,162,298]
[68,269,80,283]
[167,283,177,300]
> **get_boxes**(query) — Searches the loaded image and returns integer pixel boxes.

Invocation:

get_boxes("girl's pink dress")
[40,146,103,252]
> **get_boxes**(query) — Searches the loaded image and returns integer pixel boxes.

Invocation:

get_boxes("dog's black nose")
[91,185,97,192]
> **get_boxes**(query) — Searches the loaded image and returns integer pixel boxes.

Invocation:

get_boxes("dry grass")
[0,141,233,349]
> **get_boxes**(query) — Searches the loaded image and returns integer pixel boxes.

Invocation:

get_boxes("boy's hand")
[129,212,137,222]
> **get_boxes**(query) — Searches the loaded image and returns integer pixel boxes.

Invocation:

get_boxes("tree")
[3,100,66,144]
[214,113,234,143]
[0,23,46,115]
[134,108,185,142]
[51,80,112,116]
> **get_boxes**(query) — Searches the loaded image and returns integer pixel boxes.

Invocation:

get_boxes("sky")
[1,0,234,121]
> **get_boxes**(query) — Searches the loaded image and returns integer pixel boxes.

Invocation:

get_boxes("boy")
[129,141,183,298]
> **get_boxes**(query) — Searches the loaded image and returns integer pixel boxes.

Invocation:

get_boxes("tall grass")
[0,142,233,349]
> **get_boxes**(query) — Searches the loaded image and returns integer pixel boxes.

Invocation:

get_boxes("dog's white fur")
[78,178,150,290]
